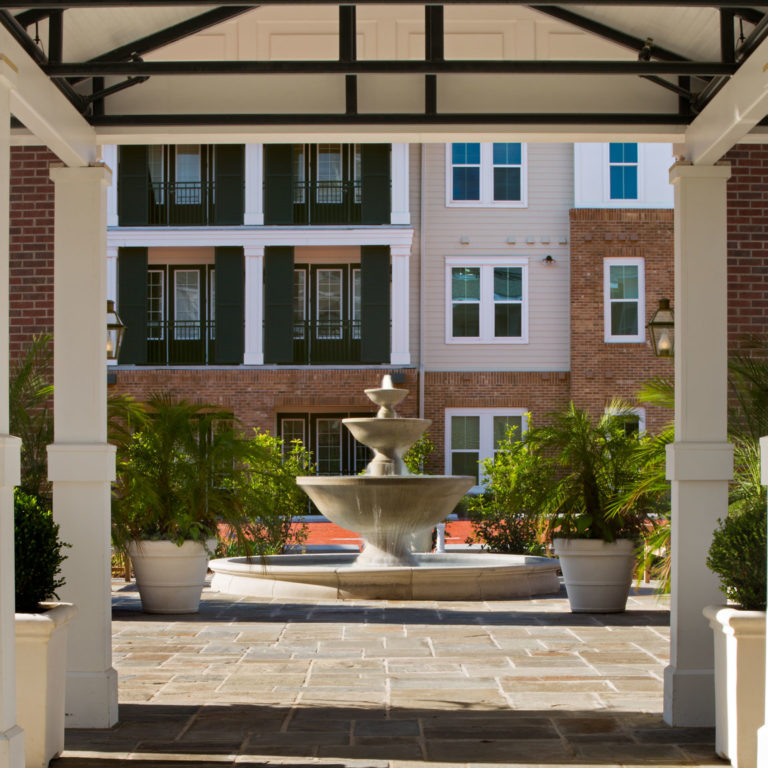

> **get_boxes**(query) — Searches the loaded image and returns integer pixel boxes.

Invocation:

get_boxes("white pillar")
[48,164,118,729]
[102,146,118,227]
[244,245,264,365]
[0,57,24,768]
[244,144,264,226]
[664,162,733,727]
[756,436,768,765]
[390,246,410,365]
[391,144,410,225]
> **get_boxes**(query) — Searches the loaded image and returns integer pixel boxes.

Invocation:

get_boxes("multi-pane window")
[280,417,306,456]
[316,268,343,339]
[447,143,526,206]
[447,259,527,343]
[446,409,527,488]
[293,269,307,339]
[604,258,645,343]
[175,145,203,205]
[316,418,342,475]
[174,269,201,340]
[352,268,361,340]
[147,270,164,340]
[608,143,638,200]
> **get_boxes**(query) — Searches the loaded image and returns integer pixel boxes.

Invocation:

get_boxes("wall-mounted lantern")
[106,300,125,360]
[647,298,674,357]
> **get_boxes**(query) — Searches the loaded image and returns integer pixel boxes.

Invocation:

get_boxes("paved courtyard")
[54,580,727,768]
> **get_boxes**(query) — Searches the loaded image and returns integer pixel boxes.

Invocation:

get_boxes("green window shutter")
[264,246,295,363]
[264,145,294,225]
[117,247,148,364]
[213,145,245,225]
[360,246,390,363]
[214,247,244,364]
[360,144,391,225]
[117,146,149,226]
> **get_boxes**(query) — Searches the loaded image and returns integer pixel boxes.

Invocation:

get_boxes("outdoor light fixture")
[106,300,125,360]
[542,254,555,265]
[647,297,674,357]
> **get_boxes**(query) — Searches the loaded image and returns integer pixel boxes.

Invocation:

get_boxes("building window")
[606,406,646,435]
[608,143,638,200]
[446,258,528,344]
[446,143,527,207]
[604,258,645,343]
[445,409,528,489]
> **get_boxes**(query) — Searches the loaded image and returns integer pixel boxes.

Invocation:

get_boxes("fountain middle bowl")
[295,474,475,540]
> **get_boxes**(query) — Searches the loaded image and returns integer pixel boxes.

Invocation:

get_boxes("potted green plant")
[14,489,77,768]
[527,403,649,613]
[703,437,766,768]
[112,394,257,614]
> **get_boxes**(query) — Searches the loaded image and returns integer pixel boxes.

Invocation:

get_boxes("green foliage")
[707,499,767,611]
[14,490,68,612]
[403,433,435,475]
[112,394,257,551]
[226,430,314,557]
[467,423,548,554]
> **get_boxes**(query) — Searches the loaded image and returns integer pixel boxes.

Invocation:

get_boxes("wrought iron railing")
[146,320,216,364]
[146,181,220,226]
[290,319,363,364]
[290,180,363,225]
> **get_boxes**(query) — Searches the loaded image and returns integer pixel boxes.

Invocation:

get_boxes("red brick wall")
[569,208,674,434]
[725,144,768,355]
[9,146,56,363]
[110,368,419,434]
[423,371,571,472]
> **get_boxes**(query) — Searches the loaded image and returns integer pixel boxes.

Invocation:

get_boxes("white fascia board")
[0,28,96,166]
[685,35,768,165]
[96,124,686,146]
[107,227,414,250]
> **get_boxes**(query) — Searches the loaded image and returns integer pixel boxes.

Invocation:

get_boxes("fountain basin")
[209,552,561,601]
[296,475,474,566]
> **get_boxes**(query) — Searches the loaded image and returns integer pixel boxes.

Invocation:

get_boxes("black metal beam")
[642,75,693,99]
[530,5,690,62]
[47,8,62,63]
[345,73,357,115]
[0,10,86,111]
[425,73,437,114]
[89,111,690,126]
[339,4,355,63]
[91,75,104,117]
[14,8,54,26]
[425,5,443,63]
[721,8,735,62]
[84,74,149,102]
[733,8,765,25]
[45,59,738,76]
[1,0,767,6]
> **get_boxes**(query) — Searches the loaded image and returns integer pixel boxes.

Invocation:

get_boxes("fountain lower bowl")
[209,552,561,601]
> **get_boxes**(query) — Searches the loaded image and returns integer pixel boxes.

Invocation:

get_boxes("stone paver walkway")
[54,580,727,768]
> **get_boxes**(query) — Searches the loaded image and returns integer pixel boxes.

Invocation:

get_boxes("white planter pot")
[128,539,216,614]
[15,602,78,768]
[553,538,635,613]
[704,605,766,768]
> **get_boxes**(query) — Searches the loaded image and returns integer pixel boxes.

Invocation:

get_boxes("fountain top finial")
[365,375,408,419]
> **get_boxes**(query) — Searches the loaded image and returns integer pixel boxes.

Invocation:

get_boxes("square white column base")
[0,725,24,768]
[757,726,768,766]
[65,668,118,729]
[663,664,715,726]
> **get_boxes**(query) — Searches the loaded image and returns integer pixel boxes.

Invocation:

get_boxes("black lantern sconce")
[647,298,674,357]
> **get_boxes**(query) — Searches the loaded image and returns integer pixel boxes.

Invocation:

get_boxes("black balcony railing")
[289,320,365,364]
[146,181,220,226]
[290,180,363,225]
[146,320,216,364]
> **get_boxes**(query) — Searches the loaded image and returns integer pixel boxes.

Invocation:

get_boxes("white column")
[0,57,24,768]
[48,164,118,729]
[244,144,264,226]
[664,162,733,727]
[390,144,410,225]
[244,245,264,365]
[390,245,410,365]
[102,145,118,227]
[757,436,768,765]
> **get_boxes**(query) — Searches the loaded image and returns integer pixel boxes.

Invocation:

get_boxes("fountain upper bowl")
[342,417,431,456]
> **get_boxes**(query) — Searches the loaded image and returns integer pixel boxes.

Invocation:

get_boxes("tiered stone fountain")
[210,377,560,600]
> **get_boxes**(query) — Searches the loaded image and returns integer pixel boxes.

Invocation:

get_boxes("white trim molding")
[243,245,265,365]
[244,143,264,226]
[390,245,410,365]
[390,143,410,225]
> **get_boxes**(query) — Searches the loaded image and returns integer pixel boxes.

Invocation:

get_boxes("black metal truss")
[45,60,738,76]
[14,8,54,26]
[1,0,768,6]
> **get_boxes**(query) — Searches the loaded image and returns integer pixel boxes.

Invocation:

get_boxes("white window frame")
[445,256,529,344]
[147,268,165,341]
[603,257,645,343]
[604,143,642,203]
[605,406,646,435]
[444,408,529,493]
[445,143,528,208]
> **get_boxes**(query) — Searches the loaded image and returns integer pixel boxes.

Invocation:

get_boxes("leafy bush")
[403,433,435,475]
[14,490,68,612]
[226,431,314,557]
[707,498,767,611]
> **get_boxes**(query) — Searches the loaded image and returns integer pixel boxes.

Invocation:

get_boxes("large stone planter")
[704,605,766,768]
[553,538,636,613]
[128,539,215,614]
[15,602,77,768]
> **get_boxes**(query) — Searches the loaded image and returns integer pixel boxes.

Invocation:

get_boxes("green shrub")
[14,490,68,612]
[707,499,767,611]
[403,433,435,475]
